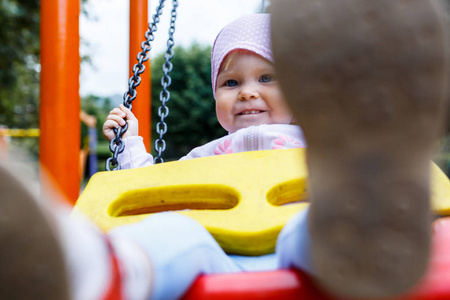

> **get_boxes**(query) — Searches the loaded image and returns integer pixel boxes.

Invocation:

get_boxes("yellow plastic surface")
[75,149,309,255]
[430,162,450,215]
[74,149,450,255]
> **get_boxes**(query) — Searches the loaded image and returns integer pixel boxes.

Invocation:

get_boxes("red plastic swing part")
[182,217,450,300]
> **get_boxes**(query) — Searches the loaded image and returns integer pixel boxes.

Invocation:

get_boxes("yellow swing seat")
[74,148,450,256]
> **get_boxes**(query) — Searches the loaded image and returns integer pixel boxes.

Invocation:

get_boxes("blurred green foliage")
[0,0,40,129]
[0,0,89,159]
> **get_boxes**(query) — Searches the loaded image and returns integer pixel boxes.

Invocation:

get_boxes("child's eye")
[260,75,272,83]
[225,79,239,87]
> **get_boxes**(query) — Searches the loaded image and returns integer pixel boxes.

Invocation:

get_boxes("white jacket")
[117,124,306,169]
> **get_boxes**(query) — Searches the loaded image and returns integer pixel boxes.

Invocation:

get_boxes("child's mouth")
[239,110,264,115]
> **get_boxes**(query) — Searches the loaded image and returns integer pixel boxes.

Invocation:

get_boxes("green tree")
[151,43,226,160]
[0,0,40,128]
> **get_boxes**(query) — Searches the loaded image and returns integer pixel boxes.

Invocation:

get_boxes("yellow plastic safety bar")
[74,149,450,255]
[0,128,40,137]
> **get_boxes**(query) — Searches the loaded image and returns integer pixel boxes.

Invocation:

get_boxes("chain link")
[154,0,178,164]
[106,0,167,171]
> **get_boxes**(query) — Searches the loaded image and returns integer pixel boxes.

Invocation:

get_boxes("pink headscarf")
[211,14,272,98]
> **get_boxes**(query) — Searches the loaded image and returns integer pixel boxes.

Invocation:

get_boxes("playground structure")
[1,110,98,181]
[79,110,99,180]
[0,128,40,159]
[36,0,450,299]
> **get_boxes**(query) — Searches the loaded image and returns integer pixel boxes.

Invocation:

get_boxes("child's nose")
[238,84,259,101]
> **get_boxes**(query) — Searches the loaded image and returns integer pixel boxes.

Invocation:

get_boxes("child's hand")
[103,104,139,142]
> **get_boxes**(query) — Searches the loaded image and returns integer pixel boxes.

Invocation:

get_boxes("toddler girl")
[103,14,306,168]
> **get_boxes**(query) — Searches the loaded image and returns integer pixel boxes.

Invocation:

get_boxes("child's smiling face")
[215,52,293,133]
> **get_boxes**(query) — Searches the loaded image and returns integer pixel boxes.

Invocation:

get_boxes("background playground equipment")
[80,110,98,180]
[0,113,99,183]
[0,128,40,137]
[0,127,40,159]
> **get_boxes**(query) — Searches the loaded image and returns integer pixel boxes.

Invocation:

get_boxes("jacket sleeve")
[179,135,233,161]
[117,136,154,169]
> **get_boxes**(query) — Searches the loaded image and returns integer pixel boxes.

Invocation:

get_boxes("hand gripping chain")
[106,0,178,170]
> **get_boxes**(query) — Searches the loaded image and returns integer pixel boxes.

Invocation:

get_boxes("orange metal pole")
[40,0,80,204]
[130,0,152,152]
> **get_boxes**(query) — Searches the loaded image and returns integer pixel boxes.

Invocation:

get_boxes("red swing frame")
[40,1,450,299]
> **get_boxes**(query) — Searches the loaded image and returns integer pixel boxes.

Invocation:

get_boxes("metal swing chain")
[106,0,167,171]
[154,0,178,164]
